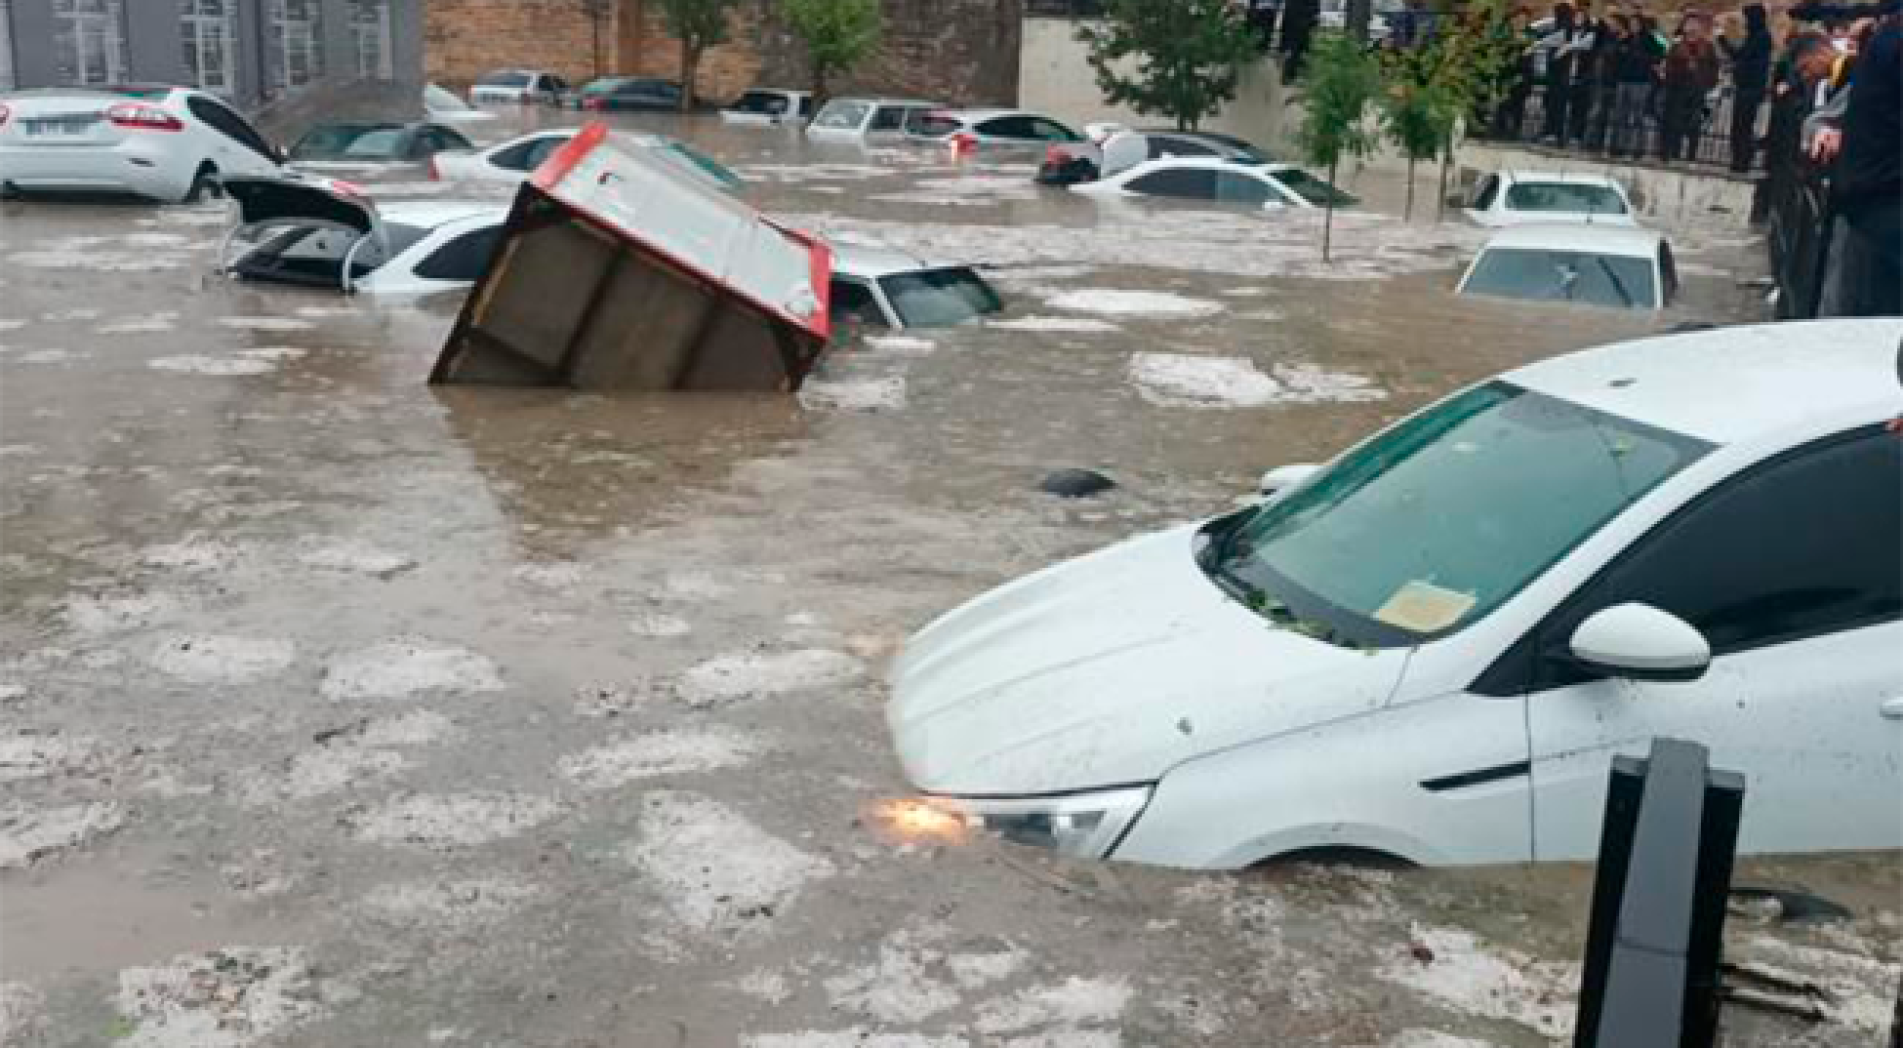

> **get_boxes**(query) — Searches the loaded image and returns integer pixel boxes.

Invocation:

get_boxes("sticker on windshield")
[1374,580,1478,633]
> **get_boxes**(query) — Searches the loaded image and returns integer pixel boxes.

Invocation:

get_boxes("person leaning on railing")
[1720,4,1775,170]
[1809,14,1900,316]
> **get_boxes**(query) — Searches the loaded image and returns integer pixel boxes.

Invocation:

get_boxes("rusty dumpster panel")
[429,122,832,391]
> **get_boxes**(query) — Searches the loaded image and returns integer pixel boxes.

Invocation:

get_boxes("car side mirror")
[1258,463,1320,502]
[1263,199,1287,211]
[1567,603,1711,682]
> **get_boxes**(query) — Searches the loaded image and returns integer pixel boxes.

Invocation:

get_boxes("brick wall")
[426,0,1021,106]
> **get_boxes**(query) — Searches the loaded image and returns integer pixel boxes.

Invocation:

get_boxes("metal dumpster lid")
[531,122,830,339]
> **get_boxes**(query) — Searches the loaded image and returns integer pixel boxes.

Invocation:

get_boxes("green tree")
[1295,35,1382,260]
[783,0,883,103]
[1077,0,1257,131]
[1380,43,1454,220]
[656,0,740,111]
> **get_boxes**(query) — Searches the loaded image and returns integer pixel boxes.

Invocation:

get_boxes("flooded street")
[2,110,1895,1046]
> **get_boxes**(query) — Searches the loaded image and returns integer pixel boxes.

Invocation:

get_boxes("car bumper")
[0,143,194,201]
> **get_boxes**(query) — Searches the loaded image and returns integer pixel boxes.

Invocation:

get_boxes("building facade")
[425,0,1022,108]
[0,0,424,108]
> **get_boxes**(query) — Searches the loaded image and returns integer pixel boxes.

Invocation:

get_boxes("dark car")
[574,78,683,112]
[288,122,473,164]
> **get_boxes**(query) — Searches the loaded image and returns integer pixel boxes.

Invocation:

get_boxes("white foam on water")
[97,313,181,335]
[243,745,409,804]
[744,1032,966,1048]
[64,591,184,633]
[0,801,124,868]
[298,541,416,577]
[361,877,540,928]
[146,634,296,684]
[1129,353,1386,408]
[512,562,586,589]
[824,930,961,1024]
[141,538,238,572]
[216,317,314,333]
[1741,936,1902,1031]
[115,947,321,1048]
[629,612,693,638]
[319,639,504,701]
[147,355,278,377]
[0,320,26,332]
[1045,289,1222,317]
[357,710,458,748]
[680,649,865,706]
[987,316,1119,333]
[39,308,103,322]
[624,791,835,933]
[17,349,78,365]
[1377,924,1578,1040]
[975,977,1132,1035]
[1388,1032,1500,1048]
[350,792,563,847]
[864,335,936,353]
[558,726,761,789]
[0,732,102,783]
[10,249,181,271]
[0,982,47,1044]
[799,375,908,412]
[663,571,732,601]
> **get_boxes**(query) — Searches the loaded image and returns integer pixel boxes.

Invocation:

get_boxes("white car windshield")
[878,268,1003,327]
[1463,248,1658,310]
[1203,382,1709,647]
[478,72,532,88]
[1505,182,1627,214]
[813,101,871,129]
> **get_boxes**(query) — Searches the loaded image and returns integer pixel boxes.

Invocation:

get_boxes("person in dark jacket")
[1817,20,1901,316]
[1578,4,1620,148]
[1660,11,1722,160]
[1539,3,1582,140]
[1722,3,1775,170]
[1280,0,1320,84]
[1608,14,1658,156]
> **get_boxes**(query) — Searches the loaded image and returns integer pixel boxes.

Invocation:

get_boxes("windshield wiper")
[1597,257,1636,308]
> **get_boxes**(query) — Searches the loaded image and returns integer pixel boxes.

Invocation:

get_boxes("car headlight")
[944,786,1153,860]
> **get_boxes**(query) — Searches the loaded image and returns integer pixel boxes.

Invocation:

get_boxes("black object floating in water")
[1040,469,1116,499]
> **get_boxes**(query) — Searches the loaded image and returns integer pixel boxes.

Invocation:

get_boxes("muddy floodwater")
[1,110,1895,1047]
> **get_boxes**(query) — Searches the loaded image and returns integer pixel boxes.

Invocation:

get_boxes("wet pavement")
[1,109,1896,1046]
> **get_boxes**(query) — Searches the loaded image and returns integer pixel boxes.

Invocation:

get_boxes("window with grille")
[181,0,235,95]
[270,0,323,91]
[53,0,125,87]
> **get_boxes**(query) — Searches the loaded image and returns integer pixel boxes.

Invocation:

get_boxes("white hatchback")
[0,85,281,203]
[1461,170,1639,228]
[888,320,1903,868]
[1071,156,1357,210]
[806,97,940,142]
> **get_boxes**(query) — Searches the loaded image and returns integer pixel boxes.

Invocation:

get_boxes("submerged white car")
[888,320,1903,868]
[222,175,504,295]
[429,128,743,194]
[721,88,814,126]
[1071,156,1356,210]
[806,97,939,142]
[1461,170,1639,228]
[828,244,1004,330]
[1459,225,1676,311]
[0,84,280,203]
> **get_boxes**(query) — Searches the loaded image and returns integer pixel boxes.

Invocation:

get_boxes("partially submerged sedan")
[1460,170,1638,228]
[286,122,473,168]
[1458,224,1675,311]
[221,175,503,295]
[429,129,742,193]
[887,320,1903,868]
[828,244,1004,331]
[1071,156,1356,209]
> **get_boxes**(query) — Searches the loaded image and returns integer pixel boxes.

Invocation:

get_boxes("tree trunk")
[1323,159,1337,262]
[1346,0,1372,42]
[681,38,698,112]
[1404,154,1416,221]
[812,64,829,107]
[1436,140,1451,222]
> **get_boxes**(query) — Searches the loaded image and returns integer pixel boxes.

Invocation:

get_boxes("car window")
[425,84,474,113]
[189,96,278,161]
[1208,382,1710,649]
[798,96,815,116]
[1537,427,1901,674]
[524,135,568,170]
[547,76,569,92]
[489,138,535,170]
[1473,175,1501,210]
[1126,167,1218,199]
[870,106,910,132]
[829,279,888,328]
[1659,244,1678,302]
[414,226,502,282]
[910,112,965,137]
[734,91,787,115]
[1028,118,1082,142]
[658,142,743,190]
[233,221,428,286]
[813,101,871,130]
[975,115,1036,139]
[1270,168,1358,207]
[1147,135,1216,159]
[1215,170,1276,205]
[1505,181,1627,215]
[1461,248,1659,310]
[342,129,405,158]
[878,267,1003,327]
[478,72,531,88]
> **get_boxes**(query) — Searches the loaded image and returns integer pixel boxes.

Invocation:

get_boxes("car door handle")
[1882,697,1903,720]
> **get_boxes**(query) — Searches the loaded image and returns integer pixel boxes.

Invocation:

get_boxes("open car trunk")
[429,122,832,392]
[221,175,390,290]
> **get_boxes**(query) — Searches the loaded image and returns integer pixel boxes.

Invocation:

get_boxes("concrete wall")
[1019,17,1290,142]
[1454,141,1757,226]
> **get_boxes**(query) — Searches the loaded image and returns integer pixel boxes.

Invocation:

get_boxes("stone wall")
[426,0,1021,106]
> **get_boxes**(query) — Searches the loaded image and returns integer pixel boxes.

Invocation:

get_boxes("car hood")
[887,525,1410,795]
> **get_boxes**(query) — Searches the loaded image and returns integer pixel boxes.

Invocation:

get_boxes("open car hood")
[222,174,381,237]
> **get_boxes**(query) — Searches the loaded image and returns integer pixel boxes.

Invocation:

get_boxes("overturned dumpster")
[430,123,832,391]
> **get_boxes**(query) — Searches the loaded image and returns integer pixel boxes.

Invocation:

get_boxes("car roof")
[1499,170,1626,189]
[1479,223,1663,256]
[376,200,509,229]
[741,87,810,97]
[938,108,1031,121]
[1504,319,1903,445]
[1123,156,1290,174]
[830,242,948,277]
[821,97,936,107]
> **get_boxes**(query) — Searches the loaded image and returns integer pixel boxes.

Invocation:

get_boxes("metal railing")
[1472,81,1765,171]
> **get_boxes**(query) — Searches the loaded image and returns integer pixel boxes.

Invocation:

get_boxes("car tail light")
[1045,145,1065,166]
[583,97,602,111]
[331,179,368,198]
[0,104,10,129]
[106,103,184,132]
[428,155,440,181]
